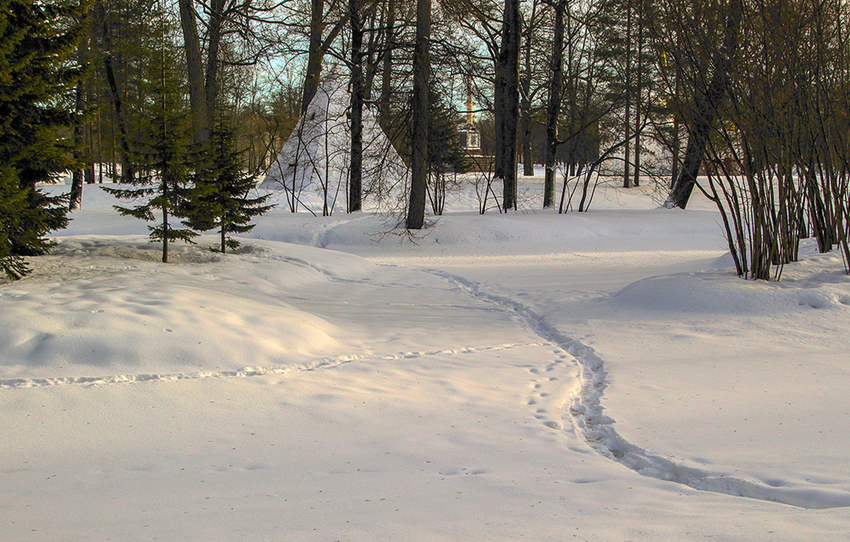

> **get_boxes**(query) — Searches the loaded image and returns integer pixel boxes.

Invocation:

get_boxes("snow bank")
[0,237,369,382]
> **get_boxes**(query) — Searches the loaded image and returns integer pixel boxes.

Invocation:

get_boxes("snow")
[2,173,849,540]
[259,69,407,215]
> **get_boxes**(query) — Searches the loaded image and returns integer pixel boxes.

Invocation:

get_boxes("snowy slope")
[1,176,849,541]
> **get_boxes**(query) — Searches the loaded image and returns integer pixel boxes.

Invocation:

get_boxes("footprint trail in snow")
[427,268,850,510]
[0,342,541,390]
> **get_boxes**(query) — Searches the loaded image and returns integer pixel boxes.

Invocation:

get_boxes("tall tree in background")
[519,0,544,177]
[178,0,287,145]
[406,0,430,229]
[377,0,396,126]
[302,0,349,113]
[0,0,85,279]
[69,8,90,211]
[543,0,566,208]
[495,0,520,210]
[179,0,209,143]
[665,0,743,208]
[631,0,645,188]
[348,0,365,212]
[303,0,328,113]
[622,0,632,187]
[94,0,135,182]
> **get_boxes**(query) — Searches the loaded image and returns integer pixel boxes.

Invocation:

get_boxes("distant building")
[458,123,481,155]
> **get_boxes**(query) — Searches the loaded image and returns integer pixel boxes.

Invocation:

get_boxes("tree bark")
[671,65,681,188]
[162,195,169,263]
[94,0,134,183]
[348,0,364,213]
[303,0,325,114]
[633,0,643,188]
[406,0,430,230]
[204,0,226,125]
[70,27,87,211]
[494,61,505,180]
[70,80,84,210]
[544,0,565,208]
[302,4,350,114]
[667,0,743,209]
[520,0,538,177]
[623,0,632,188]
[179,0,209,144]
[498,0,521,210]
[379,0,396,127]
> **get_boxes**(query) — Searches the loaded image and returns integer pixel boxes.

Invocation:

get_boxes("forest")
[3,0,850,280]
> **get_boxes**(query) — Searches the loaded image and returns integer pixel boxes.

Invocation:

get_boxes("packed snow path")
[427,269,850,510]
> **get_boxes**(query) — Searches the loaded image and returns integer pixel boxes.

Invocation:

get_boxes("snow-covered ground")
[2,174,849,541]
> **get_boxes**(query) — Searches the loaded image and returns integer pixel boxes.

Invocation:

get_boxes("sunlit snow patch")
[0,238,348,381]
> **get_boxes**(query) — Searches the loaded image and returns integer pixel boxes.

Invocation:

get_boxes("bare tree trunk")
[70,80,85,210]
[671,65,680,188]
[667,0,743,209]
[363,6,381,102]
[623,0,632,188]
[521,110,533,175]
[303,0,325,113]
[85,77,95,186]
[520,0,538,177]
[406,0,430,230]
[348,0,364,213]
[70,28,87,211]
[205,0,226,125]
[379,0,396,127]
[95,0,134,183]
[544,0,565,208]
[302,2,350,114]
[494,63,505,180]
[498,0,521,210]
[633,0,643,188]
[179,0,209,144]
[162,198,169,263]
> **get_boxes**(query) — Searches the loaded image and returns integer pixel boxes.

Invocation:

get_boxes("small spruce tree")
[0,0,85,279]
[186,121,273,253]
[102,7,197,263]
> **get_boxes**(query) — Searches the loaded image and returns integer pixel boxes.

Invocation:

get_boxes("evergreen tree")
[185,121,273,253]
[102,7,197,263]
[0,0,85,279]
[0,165,32,279]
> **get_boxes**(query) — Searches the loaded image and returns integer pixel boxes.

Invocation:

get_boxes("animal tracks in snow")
[427,269,850,510]
[0,342,541,391]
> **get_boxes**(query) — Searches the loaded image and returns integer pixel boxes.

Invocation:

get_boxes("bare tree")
[94,0,134,182]
[519,0,545,177]
[407,0,430,229]
[348,0,365,212]
[665,0,744,209]
[302,0,349,112]
[543,0,566,208]
[495,0,520,209]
